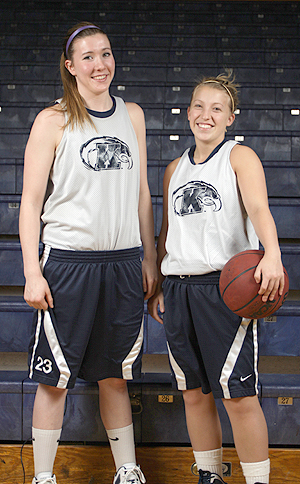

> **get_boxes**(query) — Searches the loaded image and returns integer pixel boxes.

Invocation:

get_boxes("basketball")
[219,250,289,319]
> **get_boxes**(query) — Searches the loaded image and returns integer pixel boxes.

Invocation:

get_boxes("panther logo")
[173,180,222,216]
[80,136,133,171]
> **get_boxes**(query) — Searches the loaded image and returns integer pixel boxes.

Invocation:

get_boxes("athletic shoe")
[32,476,57,484]
[198,470,228,484]
[113,464,146,484]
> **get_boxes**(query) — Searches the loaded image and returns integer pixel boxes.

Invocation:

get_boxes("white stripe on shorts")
[43,310,71,389]
[252,319,259,395]
[29,245,71,388]
[29,310,71,389]
[29,309,43,380]
[167,341,187,390]
[29,245,51,379]
[219,317,258,399]
[122,318,144,380]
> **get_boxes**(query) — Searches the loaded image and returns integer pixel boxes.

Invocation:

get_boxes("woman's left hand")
[254,254,285,302]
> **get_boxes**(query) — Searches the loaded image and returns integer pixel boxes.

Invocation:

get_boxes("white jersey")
[161,140,259,276]
[41,96,141,251]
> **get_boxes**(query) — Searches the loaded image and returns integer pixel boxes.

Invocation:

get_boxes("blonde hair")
[190,73,240,113]
[58,21,108,130]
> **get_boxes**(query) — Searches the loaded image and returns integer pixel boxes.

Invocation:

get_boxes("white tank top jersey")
[161,139,259,276]
[41,96,142,251]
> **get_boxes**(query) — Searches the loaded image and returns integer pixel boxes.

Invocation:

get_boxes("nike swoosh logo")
[109,437,119,441]
[240,374,252,382]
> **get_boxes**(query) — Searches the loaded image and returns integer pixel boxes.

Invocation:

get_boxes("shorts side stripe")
[43,310,71,389]
[29,309,43,379]
[253,319,259,394]
[122,318,144,380]
[219,317,251,399]
[167,342,187,390]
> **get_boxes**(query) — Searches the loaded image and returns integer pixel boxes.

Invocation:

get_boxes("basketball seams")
[219,249,289,319]
[220,265,258,298]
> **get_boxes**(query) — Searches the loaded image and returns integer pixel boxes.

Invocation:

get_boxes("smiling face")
[64,32,115,100]
[188,85,235,146]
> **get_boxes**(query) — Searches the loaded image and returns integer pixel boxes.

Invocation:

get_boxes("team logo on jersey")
[173,180,222,216]
[80,136,133,171]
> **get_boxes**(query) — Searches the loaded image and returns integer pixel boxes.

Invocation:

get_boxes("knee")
[98,377,128,395]
[223,395,260,419]
[38,383,68,397]
[35,383,68,407]
[182,387,215,410]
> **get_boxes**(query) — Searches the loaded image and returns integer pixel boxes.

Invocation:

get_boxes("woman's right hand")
[148,289,165,324]
[24,274,54,310]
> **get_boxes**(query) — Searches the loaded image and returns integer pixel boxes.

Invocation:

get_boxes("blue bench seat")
[260,373,300,445]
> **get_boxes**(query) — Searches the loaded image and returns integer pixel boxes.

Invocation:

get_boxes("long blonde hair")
[58,21,108,130]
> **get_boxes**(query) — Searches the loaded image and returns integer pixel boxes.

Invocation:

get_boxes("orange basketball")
[219,250,289,319]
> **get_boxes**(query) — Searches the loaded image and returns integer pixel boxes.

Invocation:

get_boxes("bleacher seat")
[114,65,168,83]
[140,373,189,444]
[110,84,165,104]
[0,82,56,103]
[0,105,43,129]
[0,296,31,352]
[260,302,300,357]
[270,200,300,240]
[0,196,21,235]
[276,87,300,104]
[0,371,27,441]
[260,374,300,445]
[234,108,283,132]
[0,241,24,285]
[0,160,16,194]
[242,135,291,161]
[264,164,300,198]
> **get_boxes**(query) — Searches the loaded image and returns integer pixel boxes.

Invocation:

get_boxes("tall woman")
[19,21,157,484]
[148,73,284,484]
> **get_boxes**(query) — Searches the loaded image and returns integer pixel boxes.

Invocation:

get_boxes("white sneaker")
[32,475,57,484]
[113,465,146,484]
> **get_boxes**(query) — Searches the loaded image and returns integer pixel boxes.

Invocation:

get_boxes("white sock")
[193,448,223,477]
[32,427,61,479]
[241,458,270,484]
[106,423,136,471]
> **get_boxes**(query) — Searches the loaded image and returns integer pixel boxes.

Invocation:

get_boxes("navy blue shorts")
[28,246,144,389]
[163,273,259,400]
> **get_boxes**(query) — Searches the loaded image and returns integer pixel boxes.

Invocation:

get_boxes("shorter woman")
[148,73,284,484]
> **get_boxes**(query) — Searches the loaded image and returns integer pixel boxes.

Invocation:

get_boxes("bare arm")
[19,107,64,310]
[126,102,157,299]
[230,144,284,302]
[147,157,180,323]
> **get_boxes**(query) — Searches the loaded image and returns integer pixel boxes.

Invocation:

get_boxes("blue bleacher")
[260,302,300,357]
[0,371,27,441]
[260,374,300,446]
[0,296,32,351]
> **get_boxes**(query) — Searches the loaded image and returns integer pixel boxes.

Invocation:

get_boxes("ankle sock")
[240,458,270,484]
[193,447,223,477]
